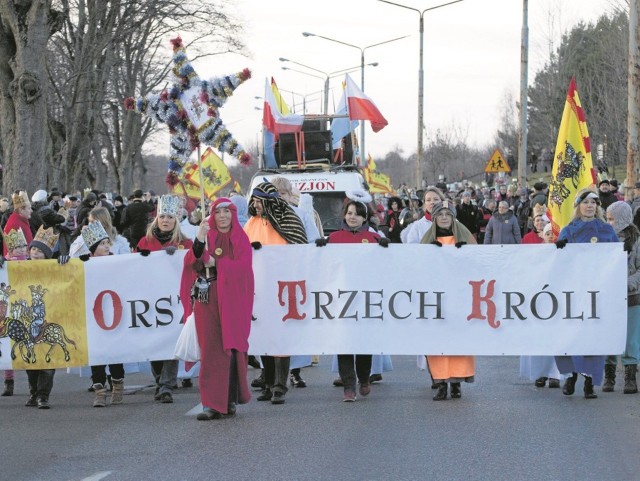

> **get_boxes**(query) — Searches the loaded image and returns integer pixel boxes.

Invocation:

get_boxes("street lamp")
[303,31,409,163]
[378,0,464,187]
[280,58,379,116]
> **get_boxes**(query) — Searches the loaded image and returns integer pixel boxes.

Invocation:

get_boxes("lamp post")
[378,0,464,188]
[302,32,408,163]
[280,58,379,116]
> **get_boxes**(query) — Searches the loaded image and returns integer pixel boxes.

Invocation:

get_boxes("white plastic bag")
[174,312,200,362]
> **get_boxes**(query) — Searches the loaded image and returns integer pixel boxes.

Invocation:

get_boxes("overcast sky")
[187,0,625,163]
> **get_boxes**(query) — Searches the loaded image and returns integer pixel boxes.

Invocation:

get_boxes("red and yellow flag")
[547,78,597,236]
[184,147,232,199]
[364,155,393,194]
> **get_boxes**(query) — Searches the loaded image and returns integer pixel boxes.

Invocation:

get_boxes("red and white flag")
[345,73,388,133]
[262,78,304,137]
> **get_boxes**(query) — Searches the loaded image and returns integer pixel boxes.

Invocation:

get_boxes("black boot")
[602,364,616,392]
[290,368,306,388]
[432,382,448,401]
[583,375,598,399]
[563,372,578,395]
[624,364,638,394]
[450,382,461,399]
[251,369,265,389]
[1,379,14,396]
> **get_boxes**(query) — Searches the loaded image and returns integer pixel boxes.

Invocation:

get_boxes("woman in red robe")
[180,197,254,420]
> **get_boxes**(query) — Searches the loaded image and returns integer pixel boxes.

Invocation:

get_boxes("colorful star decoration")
[124,36,251,187]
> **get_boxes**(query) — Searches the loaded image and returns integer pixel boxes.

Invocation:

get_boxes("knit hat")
[81,221,110,254]
[30,226,59,259]
[157,194,181,218]
[31,189,47,203]
[12,191,30,210]
[607,201,633,234]
[431,200,457,219]
[3,228,28,252]
[574,188,600,207]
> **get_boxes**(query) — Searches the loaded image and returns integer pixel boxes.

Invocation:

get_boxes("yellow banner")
[4,259,88,369]
[184,147,232,199]
[171,180,201,200]
[547,78,596,235]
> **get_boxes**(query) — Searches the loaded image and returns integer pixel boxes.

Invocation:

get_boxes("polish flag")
[262,78,303,137]
[345,73,388,133]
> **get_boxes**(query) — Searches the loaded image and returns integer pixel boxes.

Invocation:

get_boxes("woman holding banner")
[421,200,476,401]
[244,182,307,405]
[603,201,640,394]
[181,197,254,420]
[555,188,618,399]
[136,194,193,404]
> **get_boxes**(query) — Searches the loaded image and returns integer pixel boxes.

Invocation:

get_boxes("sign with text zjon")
[0,244,627,370]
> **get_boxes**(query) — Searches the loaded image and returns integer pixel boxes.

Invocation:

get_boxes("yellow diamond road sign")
[484,149,511,173]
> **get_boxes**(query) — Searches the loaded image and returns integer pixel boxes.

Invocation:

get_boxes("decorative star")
[124,36,251,186]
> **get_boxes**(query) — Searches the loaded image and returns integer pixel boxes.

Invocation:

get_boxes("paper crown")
[157,194,181,218]
[4,228,28,252]
[12,191,30,210]
[81,221,109,250]
[30,226,60,259]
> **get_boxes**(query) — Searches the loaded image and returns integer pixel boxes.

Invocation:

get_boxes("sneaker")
[369,374,383,384]
[37,397,50,409]
[343,390,356,402]
[534,377,547,388]
[290,372,307,388]
[271,392,286,405]
[548,378,561,389]
[25,395,38,407]
[181,379,193,388]
[197,408,221,421]
[257,389,272,402]
[251,372,265,389]
[358,383,371,397]
[159,392,173,404]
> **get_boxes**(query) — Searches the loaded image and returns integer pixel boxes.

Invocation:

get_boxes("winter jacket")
[484,210,521,245]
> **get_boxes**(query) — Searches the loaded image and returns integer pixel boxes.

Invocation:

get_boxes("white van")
[248,166,369,233]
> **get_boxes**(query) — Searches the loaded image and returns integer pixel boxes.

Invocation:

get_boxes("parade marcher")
[629,182,640,216]
[244,181,307,405]
[402,187,445,244]
[25,225,70,409]
[64,196,79,232]
[29,189,48,236]
[603,201,640,394]
[137,194,193,403]
[456,191,480,239]
[477,199,495,244]
[121,189,154,249]
[73,192,98,237]
[1,227,29,396]
[3,191,33,256]
[38,206,72,257]
[180,198,254,420]
[521,214,549,244]
[421,200,476,400]
[112,196,126,234]
[483,201,521,245]
[555,188,619,399]
[383,196,404,243]
[80,221,125,407]
[597,179,617,211]
[319,192,388,401]
[70,207,130,257]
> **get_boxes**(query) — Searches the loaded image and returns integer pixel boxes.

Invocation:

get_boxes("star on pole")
[124,36,251,186]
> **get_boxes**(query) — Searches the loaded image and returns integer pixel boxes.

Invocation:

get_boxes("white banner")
[0,243,627,369]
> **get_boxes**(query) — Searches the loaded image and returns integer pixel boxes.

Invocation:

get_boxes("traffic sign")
[484,149,511,173]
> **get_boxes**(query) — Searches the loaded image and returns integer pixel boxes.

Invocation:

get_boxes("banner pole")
[196,145,210,278]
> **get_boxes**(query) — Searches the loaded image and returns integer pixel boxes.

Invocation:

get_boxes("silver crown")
[81,221,109,249]
[157,194,181,218]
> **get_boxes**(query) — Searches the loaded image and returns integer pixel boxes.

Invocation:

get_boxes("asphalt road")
[2,356,639,481]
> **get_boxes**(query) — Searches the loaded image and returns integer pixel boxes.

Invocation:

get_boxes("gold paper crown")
[30,226,60,258]
[11,191,30,210]
[533,204,546,218]
[81,221,109,249]
[3,228,28,252]
[157,194,181,218]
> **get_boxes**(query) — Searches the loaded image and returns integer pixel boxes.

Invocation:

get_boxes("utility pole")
[517,0,529,188]
[627,0,640,200]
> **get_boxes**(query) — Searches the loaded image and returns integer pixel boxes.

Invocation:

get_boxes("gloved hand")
[455,241,467,249]
[555,239,568,249]
[163,246,177,255]
[251,241,262,250]
[377,237,389,248]
[139,249,151,257]
[57,255,70,265]
[79,254,90,262]
[315,238,328,247]
[430,240,442,247]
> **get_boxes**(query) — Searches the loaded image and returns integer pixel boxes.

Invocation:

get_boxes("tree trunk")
[0,1,50,194]
[628,0,640,200]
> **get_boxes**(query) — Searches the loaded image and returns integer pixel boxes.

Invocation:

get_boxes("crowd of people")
[0,174,637,420]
